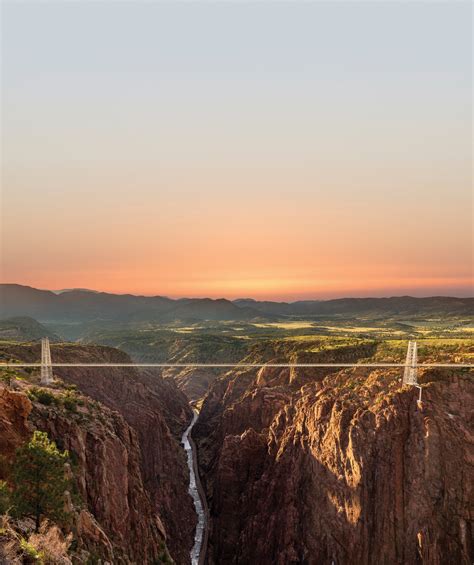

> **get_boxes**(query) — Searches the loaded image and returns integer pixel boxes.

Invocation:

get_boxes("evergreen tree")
[13,431,69,531]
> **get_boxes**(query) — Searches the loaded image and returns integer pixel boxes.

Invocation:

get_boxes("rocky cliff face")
[31,391,166,563]
[194,349,473,564]
[0,386,165,563]
[0,342,195,564]
[0,388,31,463]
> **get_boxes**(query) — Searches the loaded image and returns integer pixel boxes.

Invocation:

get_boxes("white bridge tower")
[40,337,54,385]
[403,340,418,385]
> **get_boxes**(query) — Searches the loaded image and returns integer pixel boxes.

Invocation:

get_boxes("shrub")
[27,387,57,406]
[0,368,18,388]
[28,522,72,564]
[62,396,77,413]
[20,537,45,561]
[13,431,70,531]
[0,516,72,564]
[62,390,84,412]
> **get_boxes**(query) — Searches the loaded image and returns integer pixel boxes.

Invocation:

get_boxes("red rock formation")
[0,343,195,564]
[195,362,473,564]
[51,347,195,564]
[0,384,164,562]
[0,388,31,474]
[31,397,164,563]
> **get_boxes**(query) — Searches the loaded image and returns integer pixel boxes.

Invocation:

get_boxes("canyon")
[0,337,473,564]
[0,342,195,564]
[193,359,473,564]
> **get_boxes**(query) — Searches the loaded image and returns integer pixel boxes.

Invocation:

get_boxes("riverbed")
[181,408,207,564]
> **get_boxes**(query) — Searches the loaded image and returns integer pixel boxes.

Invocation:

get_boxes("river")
[181,408,207,565]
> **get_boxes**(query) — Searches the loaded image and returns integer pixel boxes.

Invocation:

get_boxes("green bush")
[0,368,19,388]
[62,390,84,412]
[27,387,57,406]
[13,431,70,531]
[62,396,77,413]
[20,538,45,562]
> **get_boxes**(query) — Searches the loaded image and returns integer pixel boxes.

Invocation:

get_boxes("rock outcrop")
[194,355,473,564]
[0,385,165,563]
[31,394,164,563]
[0,342,195,564]
[0,388,31,467]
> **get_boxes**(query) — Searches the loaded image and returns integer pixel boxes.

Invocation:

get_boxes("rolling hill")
[0,316,60,341]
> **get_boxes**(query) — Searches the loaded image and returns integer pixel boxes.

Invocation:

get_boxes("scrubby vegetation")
[27,386,58,406]
[0,429,73,563]
[26,386,85,415]
[0,515,72,564]
[12,431,70,531]
[36,313,472,369]
[0,368,20,389]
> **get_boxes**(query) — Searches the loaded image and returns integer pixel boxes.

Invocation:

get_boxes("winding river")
[181,409,207,565]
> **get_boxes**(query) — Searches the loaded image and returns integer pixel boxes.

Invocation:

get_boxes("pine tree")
[13,431,69,531]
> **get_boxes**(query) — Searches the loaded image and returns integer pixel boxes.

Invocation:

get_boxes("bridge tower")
[403,340,418,385]
[40,337,54,385]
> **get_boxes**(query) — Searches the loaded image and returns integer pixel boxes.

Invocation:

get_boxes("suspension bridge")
[0,339,471,387]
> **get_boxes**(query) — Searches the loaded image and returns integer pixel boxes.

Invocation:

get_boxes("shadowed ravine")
[0,335,472,563]
[182,408,208,564]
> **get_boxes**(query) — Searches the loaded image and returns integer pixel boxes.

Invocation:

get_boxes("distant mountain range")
[0,284,472,323]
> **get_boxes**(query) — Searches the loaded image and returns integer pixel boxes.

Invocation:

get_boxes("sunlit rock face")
[194,358,473,565]
[0,342,196,564]
[31,397,164,562]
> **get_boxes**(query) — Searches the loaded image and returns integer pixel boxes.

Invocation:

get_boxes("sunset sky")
[1,1,472,300]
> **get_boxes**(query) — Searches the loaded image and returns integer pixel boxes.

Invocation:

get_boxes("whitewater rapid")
[181,409,206,565]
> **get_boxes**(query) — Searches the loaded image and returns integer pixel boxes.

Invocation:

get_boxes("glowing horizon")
[4,277,473,302]
[1,2,472,301]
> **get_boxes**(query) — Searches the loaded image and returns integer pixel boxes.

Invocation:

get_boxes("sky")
[1,1,472,300]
